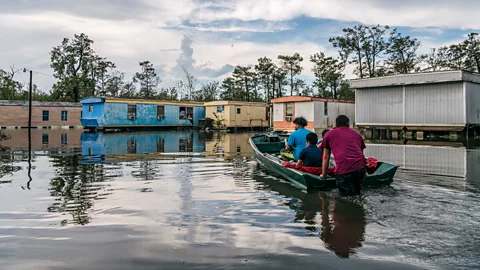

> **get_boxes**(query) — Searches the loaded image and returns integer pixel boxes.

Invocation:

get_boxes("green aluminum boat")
[249,133,398,190]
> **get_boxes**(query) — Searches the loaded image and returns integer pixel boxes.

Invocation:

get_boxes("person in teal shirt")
[283,117,312,161]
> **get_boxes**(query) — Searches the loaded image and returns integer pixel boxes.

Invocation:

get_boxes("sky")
[1,0,480,92]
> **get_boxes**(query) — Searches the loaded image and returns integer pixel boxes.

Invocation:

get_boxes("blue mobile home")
[80,97,206,130]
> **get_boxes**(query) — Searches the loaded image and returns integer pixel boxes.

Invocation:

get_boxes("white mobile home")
[352,70,480,131]
[271,96,355,133]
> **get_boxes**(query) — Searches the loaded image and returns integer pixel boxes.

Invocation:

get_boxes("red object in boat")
[282,162,335,176]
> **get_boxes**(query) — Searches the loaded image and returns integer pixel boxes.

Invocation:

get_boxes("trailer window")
[157,105,165,120]
[179,107,193,120]
[285,103,293,120]
[236,107,241,114]
[216,106,224,113]
[89,105,93,112]
[324,102,328,116]
[128,104,136,120]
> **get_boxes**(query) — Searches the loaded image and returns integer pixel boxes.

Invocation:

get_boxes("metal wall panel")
[405,82,464,125]
[273,103,283,122]
[311,101,355,129]
[355,87,403,125]
[466,82,480,124]
[295,101,313,121]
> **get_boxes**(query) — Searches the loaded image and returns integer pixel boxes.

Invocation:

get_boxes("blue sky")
[1,0,479,92]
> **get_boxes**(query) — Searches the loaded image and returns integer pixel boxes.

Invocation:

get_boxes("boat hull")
[249,134,398,190]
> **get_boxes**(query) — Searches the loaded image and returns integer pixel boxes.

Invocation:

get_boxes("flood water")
[1,130,479,270]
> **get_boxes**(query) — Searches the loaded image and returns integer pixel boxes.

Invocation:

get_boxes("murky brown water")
[0,130,479,270]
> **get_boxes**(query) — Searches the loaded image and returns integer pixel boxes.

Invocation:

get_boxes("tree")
[278,53,303,95]
[337,81,355,100]
[119,81,137,98]
[95,59,116,96]
[441,44,472,71]
[181,67,197,101]
[105,71,125,97]
[272,66,288,98]
[330,24,390,78]
[157,87,178,100]
[421,48,447,72]
[310,52,346,99]
[461,32,480,73]
[385,29,422,74]
[255,57,275,102]
[133,61,160,99]
[293,78,306,96]
[232,65,255,101]
[0,68,23,100]
[193,81,219,102]
[219,77,237,100]
[50,33,96,102]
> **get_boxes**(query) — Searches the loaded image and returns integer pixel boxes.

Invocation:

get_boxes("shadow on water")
[252,169,366,259]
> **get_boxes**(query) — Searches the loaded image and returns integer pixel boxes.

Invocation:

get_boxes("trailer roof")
[351,70,480,89]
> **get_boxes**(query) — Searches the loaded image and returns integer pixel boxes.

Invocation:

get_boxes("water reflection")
[48,155,110,225]
[2,131,480,269]
[81,131,206,159]
[252,169,366,258]
[365,143,480,191]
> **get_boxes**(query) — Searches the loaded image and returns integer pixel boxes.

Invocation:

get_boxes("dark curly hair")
[293,117,307,127]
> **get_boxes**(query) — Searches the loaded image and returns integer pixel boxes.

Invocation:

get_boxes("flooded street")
[0,130,479,270]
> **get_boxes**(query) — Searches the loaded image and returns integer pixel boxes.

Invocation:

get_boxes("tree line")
[2,25,480,103]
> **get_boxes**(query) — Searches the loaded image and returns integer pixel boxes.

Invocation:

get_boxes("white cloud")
[190,0,480,29]
[1,0,478,93]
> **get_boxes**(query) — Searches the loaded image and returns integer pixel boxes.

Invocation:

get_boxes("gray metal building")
[351,70,480,131]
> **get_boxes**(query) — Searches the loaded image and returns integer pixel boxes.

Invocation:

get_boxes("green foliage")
[193,81,219,102]
[212,112,226,129]
[133,61,160,99]
[330,24,390,78]
[0,68,24,100]
[310,52,346,98]
[50,33,97,101]
[255,57,275,102]
[232,65,256,101]
[278,53,304,95]
[157,86,178,101]
[385,29,422,74]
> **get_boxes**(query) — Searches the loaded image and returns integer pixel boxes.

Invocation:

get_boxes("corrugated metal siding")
[273,103,284,122]
[405,83,464,125]
[365,144,466,177]
[311,101,355,129]
[356,87,403,125]
[466,82,480,124]
[294,101,313,120]
[351,71,463,89]
[313,102,324,128]
[356,83,465,126]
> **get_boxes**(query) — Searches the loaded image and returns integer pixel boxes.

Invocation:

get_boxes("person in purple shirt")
[320,115,366,196]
